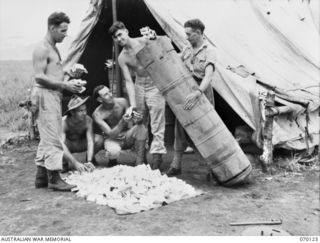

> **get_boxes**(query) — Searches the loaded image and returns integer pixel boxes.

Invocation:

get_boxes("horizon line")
[0,59,32,61]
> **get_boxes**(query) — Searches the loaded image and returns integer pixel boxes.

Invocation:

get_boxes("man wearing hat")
[62,95,103,172]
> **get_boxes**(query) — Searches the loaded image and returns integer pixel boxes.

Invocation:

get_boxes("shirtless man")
[92,85,147,167]
[108,21,167,170]
[62,95,103,172]
[32,12,86,191]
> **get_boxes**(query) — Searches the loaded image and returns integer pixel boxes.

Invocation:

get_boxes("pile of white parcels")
[65,164,204,214]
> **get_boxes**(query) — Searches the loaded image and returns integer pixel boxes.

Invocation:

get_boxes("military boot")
[61,161,69,173]
[150,153,163,170]
[47,170,76,191]
[165,151,183,176]
[134,139,147,166]
[35,166,48,188]
[107,159,118,167]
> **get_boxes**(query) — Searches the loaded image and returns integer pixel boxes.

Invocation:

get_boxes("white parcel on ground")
[65,164,204,214]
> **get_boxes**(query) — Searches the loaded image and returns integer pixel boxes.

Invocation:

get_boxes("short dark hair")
[184,19,205,34]
[108,21,126,36]
[93,85,106,100]
[47,12,70,28]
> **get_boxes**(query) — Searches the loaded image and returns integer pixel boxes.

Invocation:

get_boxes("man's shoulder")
[93,103,103,111]
[114,97,128,106]
[118,50,129,65]
[93,104,114,117]
[198,41,216,62]
[118,50,125,59]
[115,97,127,102]
[62,115,68,127]
[204,41,216,53]
[33,41,49,56]
[136,37,148,44]
[62,115,72,123]
[92,104,103,116]
[62,116,74,132]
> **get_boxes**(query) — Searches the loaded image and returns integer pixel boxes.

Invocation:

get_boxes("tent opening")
[62,0,255,149]
[214,90,248,136]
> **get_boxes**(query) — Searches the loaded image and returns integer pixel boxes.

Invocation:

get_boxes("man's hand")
[64,79,85,93]
[183,90,201,110]
[84,162,95,172]
[123,106,134,122]
[73,161,88,173]
[132,110,143,124]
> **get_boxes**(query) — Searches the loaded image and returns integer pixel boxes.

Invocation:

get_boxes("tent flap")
[144,0,319,150]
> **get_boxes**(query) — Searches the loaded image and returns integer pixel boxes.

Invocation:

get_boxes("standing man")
[62,95,104,172]
[166,19,217,176]
[32,12,85,191]
[108,21,167,170]
[92,85,147,167]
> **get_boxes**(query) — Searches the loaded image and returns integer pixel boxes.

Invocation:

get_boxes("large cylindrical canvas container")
[137,37,252,186]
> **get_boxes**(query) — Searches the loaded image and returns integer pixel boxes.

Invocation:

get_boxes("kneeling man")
[92,85,147,167]
[62,95,103,172]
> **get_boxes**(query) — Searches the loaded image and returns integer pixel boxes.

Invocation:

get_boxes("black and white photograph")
[0,0,319,240]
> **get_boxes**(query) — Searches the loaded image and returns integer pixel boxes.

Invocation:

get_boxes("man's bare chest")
[66,120,87,139]
[104,107,124,127]
[125,53,141,69]
[46,54,63,77]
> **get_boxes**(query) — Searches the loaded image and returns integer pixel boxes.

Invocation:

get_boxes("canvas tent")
[63,0,319,150]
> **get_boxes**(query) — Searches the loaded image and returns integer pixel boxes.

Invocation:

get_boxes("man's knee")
[149,105,166,130]
[108,148,121,160]
[94,134,104,151]
[150,103,165,115]
[104,140,121,159]
[132,124,147,140]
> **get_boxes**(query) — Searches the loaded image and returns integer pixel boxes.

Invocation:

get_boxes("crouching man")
[62,95,104,172]
[92,85,147,166]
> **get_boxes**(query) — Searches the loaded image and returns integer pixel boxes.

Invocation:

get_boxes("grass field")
[0,60,33,132]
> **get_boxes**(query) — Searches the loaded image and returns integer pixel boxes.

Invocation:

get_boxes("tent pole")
[259,90,276,173]
[112,0,122,97]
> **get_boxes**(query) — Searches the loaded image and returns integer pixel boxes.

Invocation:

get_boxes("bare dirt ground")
[0,140,319,236]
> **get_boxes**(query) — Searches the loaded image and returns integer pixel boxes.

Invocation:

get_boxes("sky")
[0,0,89,60]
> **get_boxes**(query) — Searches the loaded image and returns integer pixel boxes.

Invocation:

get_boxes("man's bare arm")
[61,119,87,172]
[183,64,214,110]
[92,109,126,138]
[118,56,137,107]
[86,117,95,162]
[61,117,68,143]
[33,46,82,93]
[199,64,214,93]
